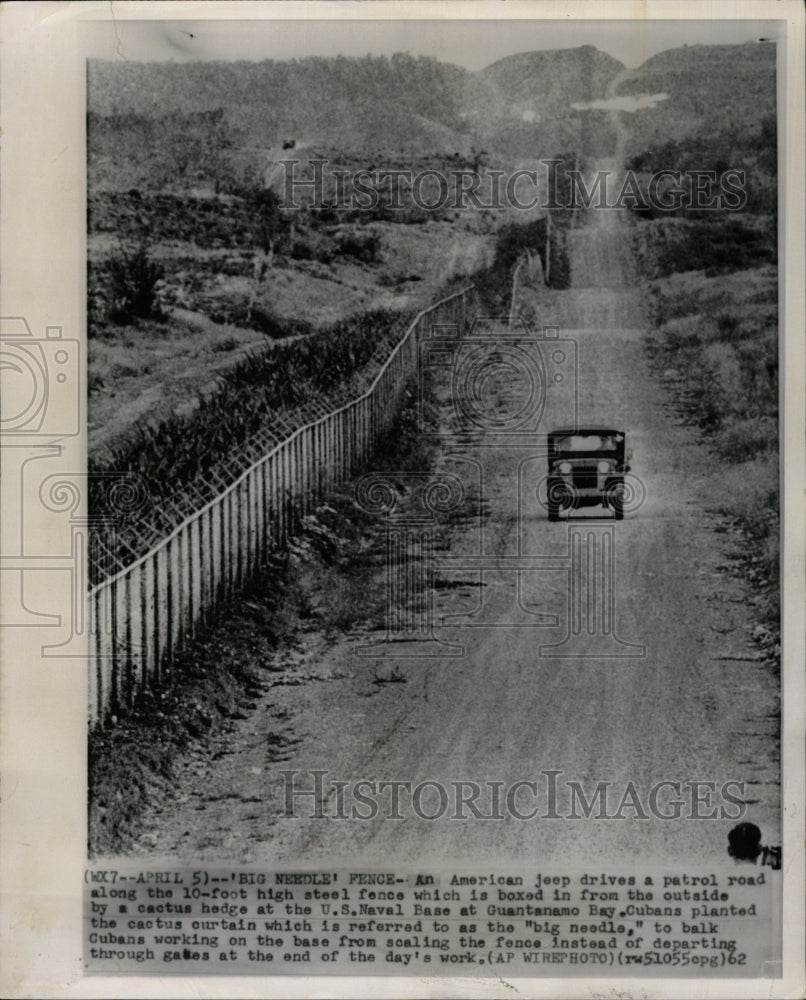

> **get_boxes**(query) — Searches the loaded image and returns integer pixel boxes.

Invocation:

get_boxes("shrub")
[335,228,382,264]
[105,244,166,323]
[90,306,413,524]
[644,248,779,635]
[735,329,778,418]
[472,218,548,311]
[245,307,314,340]
[656,219,775,275]
[713,416,778,463]
[240,186,287,254]
[715,312,740,340]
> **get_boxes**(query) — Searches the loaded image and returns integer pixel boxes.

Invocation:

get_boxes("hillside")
[88,42,776,192]
[87,40,778,469]
[466,46,624,159]
[87,46,629,189]
[88,54,474,179]
[619,42,776,155]
[479,45,623,108]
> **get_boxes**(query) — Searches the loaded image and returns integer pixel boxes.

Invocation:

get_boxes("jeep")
[547,427,631,521]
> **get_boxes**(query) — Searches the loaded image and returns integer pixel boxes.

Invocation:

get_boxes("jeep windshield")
[553,433,623,453]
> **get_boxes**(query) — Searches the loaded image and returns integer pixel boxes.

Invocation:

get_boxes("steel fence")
[88,285,477,725]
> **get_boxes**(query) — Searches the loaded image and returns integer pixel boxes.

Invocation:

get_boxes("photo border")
[1,1,803,997]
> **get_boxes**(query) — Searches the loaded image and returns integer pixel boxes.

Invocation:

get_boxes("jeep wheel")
[606,479,625,520]
[547,480,574,521]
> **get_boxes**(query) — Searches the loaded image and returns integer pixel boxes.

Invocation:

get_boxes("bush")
[472,218,547,311]
[713,416,778,463]
[286,232,335,265]
[335,228,382,264]
[239,186,287,254]
[244,307,314,340]
[105,244,166,323]
[656,219,775,275]
[734,329,778,419]
[715,312,740,340]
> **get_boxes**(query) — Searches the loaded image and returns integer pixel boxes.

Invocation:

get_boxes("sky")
[83,17,781,71]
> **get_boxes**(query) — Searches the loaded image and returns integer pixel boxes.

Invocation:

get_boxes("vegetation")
[89,306,413,558]
[240,186,287,254]
[89,190,263,246]
[627,118,776,187]
[472,214,571,312]
[632,216,776,279]
[86,173,491,472]
[625,116,777,222]
[632,127,779,640]
[87,44,775,198]
[103,243,167,324]
[473,218,546,311]
[87,47,633,192]
[467,153,580,309]
[620,43,776,158]
[643,255,779,634]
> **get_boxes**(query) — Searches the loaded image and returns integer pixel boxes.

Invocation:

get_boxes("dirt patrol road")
[133,209,780,870]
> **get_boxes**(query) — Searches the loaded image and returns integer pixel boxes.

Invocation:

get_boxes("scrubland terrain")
[87,190,495,457]
[635,233,779,636]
